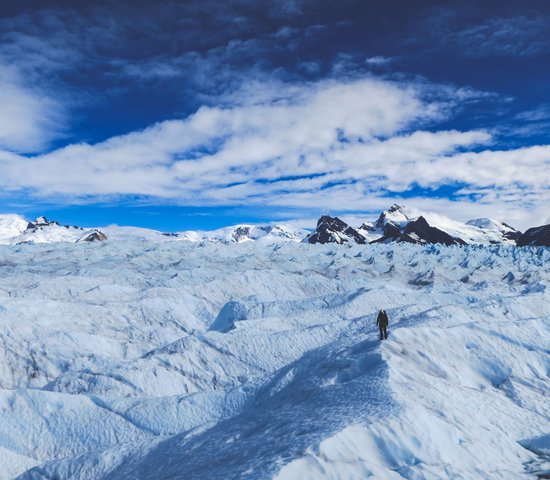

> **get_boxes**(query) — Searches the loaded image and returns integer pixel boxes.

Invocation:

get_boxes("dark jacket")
[376,310,388,327]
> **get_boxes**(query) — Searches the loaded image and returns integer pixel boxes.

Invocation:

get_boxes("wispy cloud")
[516,105,550,122]
[410,10,550,58]
[365,56,392,66]
[0,64,65,152]
[451,16,550,57]
[2,74,548,229]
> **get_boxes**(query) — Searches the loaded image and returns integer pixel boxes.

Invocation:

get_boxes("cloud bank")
[1,76,549,227]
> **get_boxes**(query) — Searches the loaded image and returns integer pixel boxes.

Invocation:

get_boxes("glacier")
[0,238,548,479]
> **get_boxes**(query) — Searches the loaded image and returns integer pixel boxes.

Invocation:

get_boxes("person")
[376,309,389,340]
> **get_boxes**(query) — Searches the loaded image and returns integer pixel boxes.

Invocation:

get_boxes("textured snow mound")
[0,240,548,479]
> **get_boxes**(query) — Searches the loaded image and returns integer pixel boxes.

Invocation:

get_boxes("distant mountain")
[304,204,536,247]
[516,224,550,247]
[178,223,308,244]
[363,204,522,246]
[303,215,365,245]
[1,207,547,248]
[373,215,466,246]
[0,215,107,245]
[466,218,522,243]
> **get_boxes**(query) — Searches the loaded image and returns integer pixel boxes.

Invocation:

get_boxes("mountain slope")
[0,214,30,243]
[516,223,550,247]
[373,215,467,246]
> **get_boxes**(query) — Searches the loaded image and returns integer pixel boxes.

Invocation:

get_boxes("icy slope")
[0,240,548,479]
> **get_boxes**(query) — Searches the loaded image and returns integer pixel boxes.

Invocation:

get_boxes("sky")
[0,0,549,231]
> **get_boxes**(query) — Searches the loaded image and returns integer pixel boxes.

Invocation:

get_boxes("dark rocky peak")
[373,216,465,246]
[304,215,366,244]
[233,226,253,242]
[26,216,79,232]
[78,230,108,242]
[516,223,550,247]
[403,216,466,246]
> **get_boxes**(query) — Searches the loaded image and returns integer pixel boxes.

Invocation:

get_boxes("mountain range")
[304,204,549,247]
[1,205,549,246]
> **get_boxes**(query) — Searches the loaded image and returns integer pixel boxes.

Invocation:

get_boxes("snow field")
[0,240,547,479]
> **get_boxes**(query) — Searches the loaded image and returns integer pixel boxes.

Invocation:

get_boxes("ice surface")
[0,239,548,479]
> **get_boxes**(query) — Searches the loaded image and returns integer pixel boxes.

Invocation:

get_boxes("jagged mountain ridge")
[306,204,549,247]
[1,206,549,247]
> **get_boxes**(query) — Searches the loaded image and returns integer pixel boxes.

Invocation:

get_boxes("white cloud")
[365,56,392,65]
[0,65,64,153]
[0,76,548,229]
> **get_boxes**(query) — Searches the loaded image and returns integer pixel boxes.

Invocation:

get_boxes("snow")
[0,214,29,243]
[0,215,107,245]
[178,223,309,243]
[0,238,548,479]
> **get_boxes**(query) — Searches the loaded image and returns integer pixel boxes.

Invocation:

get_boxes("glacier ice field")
[0,239,548,479]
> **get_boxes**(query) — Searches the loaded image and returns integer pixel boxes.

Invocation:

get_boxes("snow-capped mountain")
[303,215,365,244]
[2,238,548,479]
[466,217,522,243]
[373,215,467,245]
[516,223,550,246]
[0,215,108,245]
[304,205,528,247]
[178,223,308,243]
[3,207,548,249]
[367,204,522,246]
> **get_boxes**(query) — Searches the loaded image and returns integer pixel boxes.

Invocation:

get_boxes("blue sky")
[0,0,549,231]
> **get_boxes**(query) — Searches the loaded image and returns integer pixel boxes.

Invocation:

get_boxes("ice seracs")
[5,239,548,479]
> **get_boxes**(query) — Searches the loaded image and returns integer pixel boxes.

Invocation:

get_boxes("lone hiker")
[376,309,389,340]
